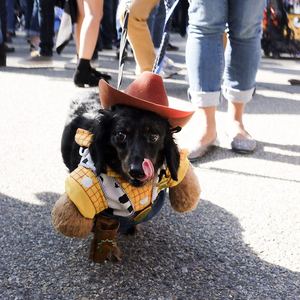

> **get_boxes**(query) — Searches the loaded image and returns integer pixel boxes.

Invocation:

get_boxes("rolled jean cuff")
[27,30,40,37]
[188,89,221,107]
[222,86,256,104]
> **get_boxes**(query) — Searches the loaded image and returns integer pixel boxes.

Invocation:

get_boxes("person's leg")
[28,0,40,51]
[151,0,181,78]
[0,0,7,43]
[0,18,6,66]
[186,0,227,148]
[78,0,103,59]
[149,0,162,49]
[74,0,110,87]
[99,0,116,49]
[118,0,159,73]
[38,0,55,56]
[74,0,84,55]
[224,0,264,145]
[0,19,3,44]
[152,0,176,50]
[6,0,15,38]
[23,0,33,36]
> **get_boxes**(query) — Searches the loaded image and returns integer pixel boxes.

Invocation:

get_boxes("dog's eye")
[148,133,159,143]
[117,131,126,142]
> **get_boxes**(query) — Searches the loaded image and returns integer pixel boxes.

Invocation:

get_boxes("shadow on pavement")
[1,192,299,299]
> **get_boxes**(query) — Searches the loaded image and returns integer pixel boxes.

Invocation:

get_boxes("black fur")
[61,89,180,187]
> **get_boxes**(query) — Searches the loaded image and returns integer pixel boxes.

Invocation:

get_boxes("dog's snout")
[129,163,144,178]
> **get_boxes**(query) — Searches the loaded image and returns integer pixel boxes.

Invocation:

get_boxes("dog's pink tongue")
[139,159,154,182]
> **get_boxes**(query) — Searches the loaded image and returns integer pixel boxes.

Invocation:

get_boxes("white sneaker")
[64,57,99,69]
[159,69,173,79]
[136,65,173,79]
[154,48,182,74]
[90,59,100,69]
[64,56,77,69]
[162,56,182,74]
[135,62,176,79]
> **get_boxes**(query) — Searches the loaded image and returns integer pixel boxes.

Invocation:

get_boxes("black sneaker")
[3,44,15,53]
[167,43,179,51]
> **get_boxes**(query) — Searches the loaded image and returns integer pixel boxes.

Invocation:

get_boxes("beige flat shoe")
[188,136,220,162]
[226,131,257,154]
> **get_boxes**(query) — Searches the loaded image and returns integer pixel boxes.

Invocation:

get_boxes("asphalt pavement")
[0,31,300,300]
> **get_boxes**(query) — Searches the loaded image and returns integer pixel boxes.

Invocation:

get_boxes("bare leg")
[226,101,253,141]
[76,0,103,60]
[30,35,40,50]
[196,106,217,146]
[73,0,108,87]
[74,0,84,55]
[187,106,218,160]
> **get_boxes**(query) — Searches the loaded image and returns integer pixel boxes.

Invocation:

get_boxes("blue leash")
[152,0,179,74]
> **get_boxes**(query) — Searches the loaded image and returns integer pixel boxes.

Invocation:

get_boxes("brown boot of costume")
[89,215,120,263]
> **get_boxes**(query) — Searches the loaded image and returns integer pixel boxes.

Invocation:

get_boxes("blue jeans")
[0,0,7,41]
[148,0,165,49]
[0,19,3,44]
[98,0,116,49]
[6,0,15,34]
[186,0,265,107]
[148,0,176,49]
[23,0,40,36]
[37,0,55,56]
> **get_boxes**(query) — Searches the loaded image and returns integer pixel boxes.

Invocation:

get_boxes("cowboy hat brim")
[99,79,195,129]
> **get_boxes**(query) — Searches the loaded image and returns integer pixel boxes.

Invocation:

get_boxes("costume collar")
[106,167,124,178]
[75,128,93,147]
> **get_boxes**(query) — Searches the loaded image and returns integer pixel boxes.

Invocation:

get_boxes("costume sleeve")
[166,149,190,188]
[65,166,108,219]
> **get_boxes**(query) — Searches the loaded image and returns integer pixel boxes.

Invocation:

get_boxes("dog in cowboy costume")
[52,72,201,263]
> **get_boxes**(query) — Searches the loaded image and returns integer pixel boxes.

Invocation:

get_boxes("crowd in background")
[3,0,299,158]
[0,0,188,72]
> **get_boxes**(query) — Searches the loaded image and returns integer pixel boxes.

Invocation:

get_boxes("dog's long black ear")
[164,125,180,181]
[89,109,113,176]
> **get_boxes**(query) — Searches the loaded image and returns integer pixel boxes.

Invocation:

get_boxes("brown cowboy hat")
[99,71,195,129]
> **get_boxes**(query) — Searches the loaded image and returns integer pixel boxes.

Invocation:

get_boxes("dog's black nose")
[129,164,144,179]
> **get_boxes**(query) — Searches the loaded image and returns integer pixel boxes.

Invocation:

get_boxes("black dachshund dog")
[61,89,180,187]
[52,74,200,263]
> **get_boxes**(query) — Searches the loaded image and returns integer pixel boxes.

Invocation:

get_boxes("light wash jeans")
[186,0,265,107]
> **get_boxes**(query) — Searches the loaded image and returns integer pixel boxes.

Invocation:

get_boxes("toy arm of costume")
[52,192,94,239]
[168,150,201,213]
